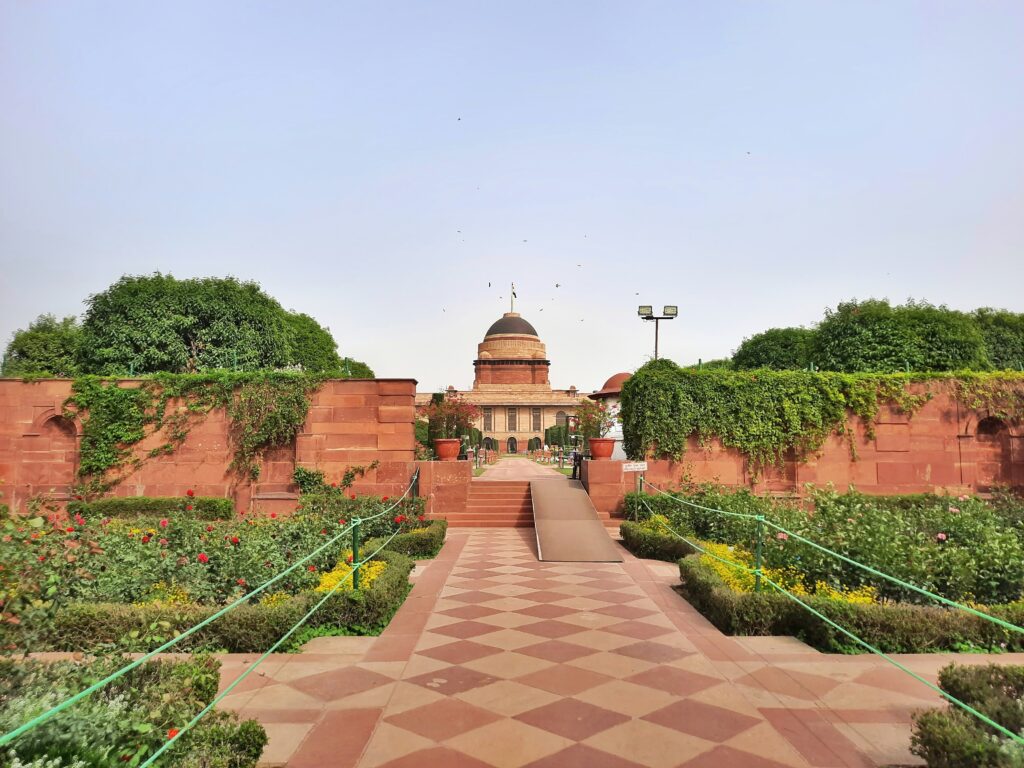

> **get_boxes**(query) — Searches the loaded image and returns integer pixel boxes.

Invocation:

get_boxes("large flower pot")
[588,437,615,461]
[434,438,461,462]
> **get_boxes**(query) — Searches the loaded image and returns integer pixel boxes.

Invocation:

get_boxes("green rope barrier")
[761,519,1024,635]
[761,575,1024,746]
[641,478,761,520]
[0,471,420,749]
[142,526,405,766]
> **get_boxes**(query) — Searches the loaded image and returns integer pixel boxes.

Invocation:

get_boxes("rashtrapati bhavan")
[416,311,582,453]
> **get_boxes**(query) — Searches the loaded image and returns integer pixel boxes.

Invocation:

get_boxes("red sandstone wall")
[582,388,1024,518]
[0,378,420,514]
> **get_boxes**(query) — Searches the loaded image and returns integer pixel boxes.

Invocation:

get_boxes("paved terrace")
[215,528,1024,767]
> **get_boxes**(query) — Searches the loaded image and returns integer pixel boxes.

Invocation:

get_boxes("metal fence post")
[754,515,764,592]
[352,516,361,590]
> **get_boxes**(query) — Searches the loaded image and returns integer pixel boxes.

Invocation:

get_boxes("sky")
[2,2,1023,392]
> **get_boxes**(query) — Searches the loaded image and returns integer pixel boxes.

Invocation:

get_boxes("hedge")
[912,663,1024,766]
[677,556,1024,654]
[365,519,447,559]
[620,521,695,562]
[0,654,266,766]
[68,495,235,520]
[11,550,414,653]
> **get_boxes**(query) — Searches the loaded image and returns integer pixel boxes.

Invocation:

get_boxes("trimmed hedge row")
[0,654,266,766]
[677,556,1024,654]
[366,519,448,559]
[620,521,695,562]
[68,495,235,520]
[912,663,1024,766]
[11,550,414,653]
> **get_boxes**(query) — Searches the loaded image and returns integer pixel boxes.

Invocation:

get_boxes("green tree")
[338,357,375,378]
[973,308,1024,371]
[814,299,989,372]
[79,274,293,374]
[1,314,82,377]
[732,327,816,370]
[283,311,343,372]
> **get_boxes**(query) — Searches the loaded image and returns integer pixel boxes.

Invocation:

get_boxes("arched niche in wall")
[974,416,1012,490]
[21,410,79,499]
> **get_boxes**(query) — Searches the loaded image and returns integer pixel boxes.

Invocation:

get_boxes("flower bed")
[0,492,434,654]
[0,654,266,767]
[676,555,1024,654]
[619,489,1024,653]
[912,663,1024,766]
[627,486,1024,606]
[365,520,448,559]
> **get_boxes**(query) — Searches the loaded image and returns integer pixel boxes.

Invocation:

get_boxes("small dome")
[485,312,538,338]
[591,372,631,399]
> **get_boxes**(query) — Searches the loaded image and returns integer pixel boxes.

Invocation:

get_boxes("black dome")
[485,314,539,337]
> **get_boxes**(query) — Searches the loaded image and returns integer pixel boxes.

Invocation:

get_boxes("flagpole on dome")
[511,282,517,313]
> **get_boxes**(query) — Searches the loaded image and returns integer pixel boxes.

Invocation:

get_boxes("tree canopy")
[732,327,815,370]
[0,314,82,378]
[3,274,373,378]
[729,299,1021,373]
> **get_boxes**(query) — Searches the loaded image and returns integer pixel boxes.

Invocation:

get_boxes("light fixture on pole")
[638,305,678,360]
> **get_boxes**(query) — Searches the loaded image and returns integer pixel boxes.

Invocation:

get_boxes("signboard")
[623,461,648,473]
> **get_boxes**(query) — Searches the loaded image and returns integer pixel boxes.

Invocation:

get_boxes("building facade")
[416,312,582,453]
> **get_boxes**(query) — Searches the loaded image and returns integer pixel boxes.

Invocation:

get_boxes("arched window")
[974,416,1011,490]
[556,411,567,427]
[507,436,518,454]
[977,416,1007,438]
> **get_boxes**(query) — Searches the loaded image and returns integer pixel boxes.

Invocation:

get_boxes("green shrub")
[365,520,447,559]
[677,556,1024,654]
[630,486,1024,605]
[68,496,234,520]
[619,520,695,562]
[12,550,414,653]
[0,654,266,767]
[911,663,1024,766]
[732,327,816,370]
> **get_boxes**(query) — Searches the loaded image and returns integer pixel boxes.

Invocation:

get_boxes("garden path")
[216,529,1024,767]
[475,457,566,481]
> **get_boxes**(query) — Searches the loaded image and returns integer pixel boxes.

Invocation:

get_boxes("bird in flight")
[555,283,560,288]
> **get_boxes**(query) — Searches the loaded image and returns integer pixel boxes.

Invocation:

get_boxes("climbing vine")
[64,371,324,492]
[618,360,972,468]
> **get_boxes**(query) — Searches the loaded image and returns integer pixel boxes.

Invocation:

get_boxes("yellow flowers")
[315,550,387,594]
[142,581,191,605]
[698,541,877,604]
[259,591,291,607]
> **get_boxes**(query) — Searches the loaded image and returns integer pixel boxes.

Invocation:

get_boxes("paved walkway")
[217,529,1024,767]
[476,457,566,481]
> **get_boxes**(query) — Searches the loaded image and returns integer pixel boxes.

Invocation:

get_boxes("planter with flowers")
[417,393,481,462]
[574,399,619,460]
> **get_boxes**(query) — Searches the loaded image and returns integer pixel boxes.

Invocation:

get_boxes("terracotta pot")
[588,437,615,460]
[434,438,461,462]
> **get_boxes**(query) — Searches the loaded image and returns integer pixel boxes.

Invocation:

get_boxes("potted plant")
[418,393,481,461]
[574,399,618,460]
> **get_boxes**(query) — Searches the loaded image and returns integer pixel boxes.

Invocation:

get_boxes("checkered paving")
[216,528,1024,767]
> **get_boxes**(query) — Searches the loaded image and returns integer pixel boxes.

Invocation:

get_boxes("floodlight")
[638,305,653,317]
[663,305,678,317]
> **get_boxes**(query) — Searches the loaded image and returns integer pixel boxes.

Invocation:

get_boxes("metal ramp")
[530,479,623,562]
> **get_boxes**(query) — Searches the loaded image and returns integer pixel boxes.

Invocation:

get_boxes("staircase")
[446,480,534,527]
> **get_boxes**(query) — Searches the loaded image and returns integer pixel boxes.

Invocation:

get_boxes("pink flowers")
[159,519,169,528]
[936,532,948,542]
[159,538,168,546]
[957,494,969,501]
[197,553,209,564]
[73,513,86,526]
[776,532,789,541]
[338,518,347,526]
[65,527,75,533]
[949,506,960,514]
[206,525,214,532]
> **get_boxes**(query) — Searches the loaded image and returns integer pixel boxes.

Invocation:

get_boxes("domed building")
[417,311,583,454]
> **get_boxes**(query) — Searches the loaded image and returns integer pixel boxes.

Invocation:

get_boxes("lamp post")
[638,305,678,360]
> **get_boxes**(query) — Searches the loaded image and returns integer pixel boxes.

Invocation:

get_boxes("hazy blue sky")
[2,2,1022,391]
